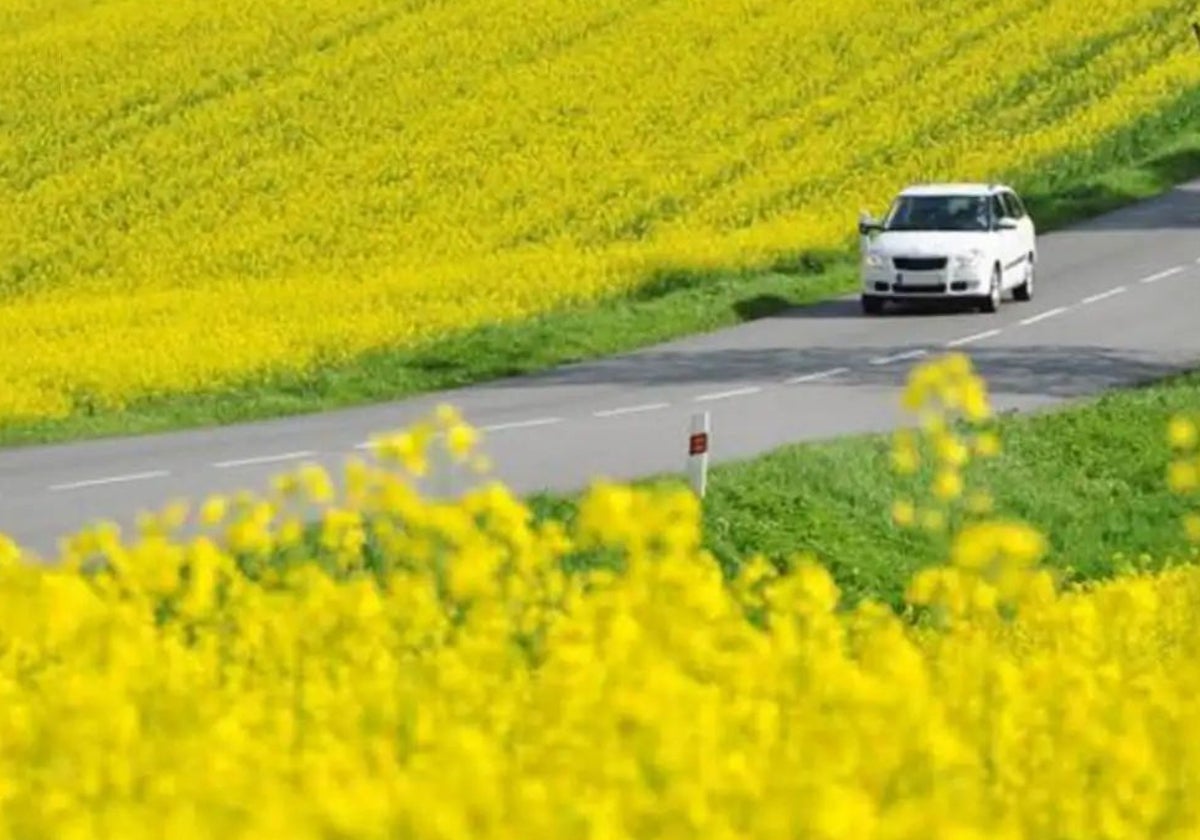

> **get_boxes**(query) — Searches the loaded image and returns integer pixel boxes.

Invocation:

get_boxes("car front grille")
[892,282,946,294]
[892,256,947,271]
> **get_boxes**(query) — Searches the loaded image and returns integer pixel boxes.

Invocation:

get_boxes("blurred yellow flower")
[1168,416,1198,451]
[1168,460,1199,494]
[446,422,480,462]
[933,469,963,501]
[892,498,916,527]
[1185,514,1200,543]
[298,463,335,505]
[973,431,1001,458]
[934,434,970,468]
[919,508,946,534]
[199,495,228,527]
[0,381,1186,837]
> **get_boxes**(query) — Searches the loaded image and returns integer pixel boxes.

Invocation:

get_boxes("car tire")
[861,294,885,315]
[979,265,1001,313]
[1013,253,1034,301]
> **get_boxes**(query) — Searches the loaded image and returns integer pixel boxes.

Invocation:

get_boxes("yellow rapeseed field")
[0,354,1194,837]
[2,0,1200,421]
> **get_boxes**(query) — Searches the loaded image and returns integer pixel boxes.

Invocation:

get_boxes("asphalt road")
[4,179,1200,558]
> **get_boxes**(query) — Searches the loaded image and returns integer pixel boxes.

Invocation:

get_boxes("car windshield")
[883,194,990,232]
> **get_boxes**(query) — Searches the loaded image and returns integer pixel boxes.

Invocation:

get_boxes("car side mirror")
[996,217,1018,230]
[858,211,882,235]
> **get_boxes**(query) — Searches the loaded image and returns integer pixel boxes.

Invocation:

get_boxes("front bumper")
[860,259,987,299]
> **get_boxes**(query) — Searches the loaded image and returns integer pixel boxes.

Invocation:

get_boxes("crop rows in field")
[1,0,1198,421]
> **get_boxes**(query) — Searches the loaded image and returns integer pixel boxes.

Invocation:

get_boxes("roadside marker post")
[687,411,711,499]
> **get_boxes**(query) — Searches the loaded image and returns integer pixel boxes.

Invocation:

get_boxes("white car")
[857,183,1036,315]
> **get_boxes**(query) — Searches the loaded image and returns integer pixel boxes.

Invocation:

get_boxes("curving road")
[3,179,1200,557]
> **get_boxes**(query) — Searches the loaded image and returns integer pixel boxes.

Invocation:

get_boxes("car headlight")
[954,250,984,268]
[864,252,886,268]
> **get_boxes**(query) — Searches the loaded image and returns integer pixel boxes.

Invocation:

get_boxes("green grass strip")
[529,369,1200,611]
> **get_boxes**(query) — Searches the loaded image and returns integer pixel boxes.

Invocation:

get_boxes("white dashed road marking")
[869,349,927,366]
[353,416,566,450]
[944,329,1001,348]
[50,470,170,492]
[481,417,564,432]
[1138,266,1185,284]
[1019,306,1068,326]
[1081,286,1127,305]
[593,402,670,418]
[695,386,761,402]
[213,450,316,469]
[785,367,849,384]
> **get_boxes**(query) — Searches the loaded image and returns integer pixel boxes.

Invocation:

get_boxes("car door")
[1004,190,1036,259]
[992,192,1022,287]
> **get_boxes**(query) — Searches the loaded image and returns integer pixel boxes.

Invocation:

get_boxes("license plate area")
[894,272,945,293]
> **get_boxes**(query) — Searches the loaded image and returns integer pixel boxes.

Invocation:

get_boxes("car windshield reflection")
[884,195,990,232]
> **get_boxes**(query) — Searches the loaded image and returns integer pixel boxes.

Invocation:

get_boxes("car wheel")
[1013,253,1034,301]
[861,294,884,315]
[979,265,1001,313]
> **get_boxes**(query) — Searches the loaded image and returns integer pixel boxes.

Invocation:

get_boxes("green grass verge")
[529,369,1200,610]
[5,86,1200,450]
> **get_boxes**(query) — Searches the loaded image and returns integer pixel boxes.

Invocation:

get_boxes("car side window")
[989,194,1006,227]
[1006,191,1027,218]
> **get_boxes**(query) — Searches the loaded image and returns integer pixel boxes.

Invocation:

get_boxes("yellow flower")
[904,567,944,607]
[1168,460,1199,494]
[199,494,226,528]
[278,517,306,549]
[1168,416,1198,451]
[435,404,463,428]
[297,463,335,505]
[0,534,21,569]
[969,579,999,614]
[373,429,430,477]
[891,444,920,475]
[973,431,1001,458]
[446,422,480,462]
[159,500,190,532]
[736,554,778,590]
[271,473,300,499]
[960,379,992,422]
[993,521,1048,568]
[793,559,840,614]
[891,499,916,527]
[941,352,973,379]
[1185,513,1200,543]
[919,508,946,534]
[933,469,963,501]
[344,458,373,506]
[934,434,969,467]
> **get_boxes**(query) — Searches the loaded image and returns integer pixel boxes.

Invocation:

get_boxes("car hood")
[866,230,992,257]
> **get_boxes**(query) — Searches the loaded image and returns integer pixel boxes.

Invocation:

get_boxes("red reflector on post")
[689,432,708,456]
